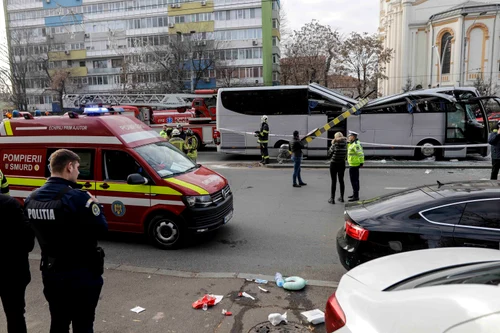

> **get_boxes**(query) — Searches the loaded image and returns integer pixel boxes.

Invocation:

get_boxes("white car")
[326,248,500,333]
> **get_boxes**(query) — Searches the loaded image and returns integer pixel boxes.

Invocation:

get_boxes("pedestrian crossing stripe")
[302,99,369,144]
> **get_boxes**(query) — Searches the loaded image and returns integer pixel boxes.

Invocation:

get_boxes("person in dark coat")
[328,132,348,204]
[0,194,35,333]
[489,121,500,180]
[290,130,307,187]
[25,149,108,333]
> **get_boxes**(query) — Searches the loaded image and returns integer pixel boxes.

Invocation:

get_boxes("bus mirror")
[127,173,147,185]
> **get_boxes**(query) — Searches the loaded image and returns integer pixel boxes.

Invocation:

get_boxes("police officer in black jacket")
[25,149,108,333]
[0,193,34,333]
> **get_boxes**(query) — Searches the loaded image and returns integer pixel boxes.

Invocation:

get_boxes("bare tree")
[2,29,40,110]
[473,75,497,96]
[339,32,393,96]
[282,20,341,87]
[279,2,291,42]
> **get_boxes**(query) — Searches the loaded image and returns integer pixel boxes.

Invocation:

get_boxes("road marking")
[385,187,408,190]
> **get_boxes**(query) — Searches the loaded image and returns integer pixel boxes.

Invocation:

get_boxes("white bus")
[215,84,491,159]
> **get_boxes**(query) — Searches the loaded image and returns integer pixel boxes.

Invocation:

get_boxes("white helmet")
[176,124,182,129]
[261,115,268,123]
[172,129,180,136]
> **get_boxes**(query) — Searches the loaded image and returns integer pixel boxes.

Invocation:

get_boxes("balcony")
[48,67,88,77]
[88,67,121,74]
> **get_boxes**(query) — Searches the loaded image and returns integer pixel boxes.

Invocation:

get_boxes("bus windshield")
[135,142,195,178]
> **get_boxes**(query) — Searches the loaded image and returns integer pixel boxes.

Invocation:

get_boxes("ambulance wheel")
[148,214,185,249]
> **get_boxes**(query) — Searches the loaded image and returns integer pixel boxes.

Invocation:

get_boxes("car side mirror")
[127,173,148,185]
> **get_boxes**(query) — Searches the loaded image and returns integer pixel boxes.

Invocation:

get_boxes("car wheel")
[148,215,185,249]
[415,140,442,160]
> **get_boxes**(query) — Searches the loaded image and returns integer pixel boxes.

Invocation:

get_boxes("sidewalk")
[3,260,333,333]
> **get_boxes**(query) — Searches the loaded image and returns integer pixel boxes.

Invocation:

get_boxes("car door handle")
[83,182,92,188]
[99,183,110,189]
[464,242,488,248]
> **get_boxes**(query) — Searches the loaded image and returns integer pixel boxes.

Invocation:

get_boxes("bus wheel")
[415,140,442,160]
[147,214,185,249]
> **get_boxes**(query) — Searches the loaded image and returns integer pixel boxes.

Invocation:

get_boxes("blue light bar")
[84,107,109,116]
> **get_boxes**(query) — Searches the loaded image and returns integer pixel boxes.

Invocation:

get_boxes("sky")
[281,0,379,37]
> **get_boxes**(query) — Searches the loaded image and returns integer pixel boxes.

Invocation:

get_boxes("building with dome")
[379,0,500,95]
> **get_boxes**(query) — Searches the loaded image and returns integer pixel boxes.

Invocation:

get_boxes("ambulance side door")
[46,148,97,192]
[96,149,151,233]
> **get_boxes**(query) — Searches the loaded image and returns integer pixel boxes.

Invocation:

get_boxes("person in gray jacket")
[328,132,348,204]
[489,121,500,180]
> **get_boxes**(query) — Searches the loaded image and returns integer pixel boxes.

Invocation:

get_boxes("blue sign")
[167,117,173,123]
[111,201,126,217]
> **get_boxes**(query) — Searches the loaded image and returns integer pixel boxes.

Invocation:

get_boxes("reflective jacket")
[257,122,269,143]
[159,130,168,139]
[184,137,198,161]
[169,137,184,151]
[0,169,9,195]
[347,139,364,167]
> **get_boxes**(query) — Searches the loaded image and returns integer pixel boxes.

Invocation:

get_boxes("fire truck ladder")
[63,93,214,108]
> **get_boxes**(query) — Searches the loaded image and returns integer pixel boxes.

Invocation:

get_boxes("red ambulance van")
[0,110,233,249]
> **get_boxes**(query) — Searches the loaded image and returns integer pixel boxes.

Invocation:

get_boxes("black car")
[337,180,500,270]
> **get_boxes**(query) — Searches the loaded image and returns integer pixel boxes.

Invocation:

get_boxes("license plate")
[224,210,233,224]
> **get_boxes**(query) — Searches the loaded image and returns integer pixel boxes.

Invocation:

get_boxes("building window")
[272,19,279,29]
[440,32,452,75]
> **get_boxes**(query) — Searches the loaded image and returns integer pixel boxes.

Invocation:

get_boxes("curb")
[28,254,338,289]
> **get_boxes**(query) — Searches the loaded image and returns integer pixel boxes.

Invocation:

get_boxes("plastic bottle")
[202,303,208,311]
[275,272,284,287]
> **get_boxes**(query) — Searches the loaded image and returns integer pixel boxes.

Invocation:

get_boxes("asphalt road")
[32,167,491,283]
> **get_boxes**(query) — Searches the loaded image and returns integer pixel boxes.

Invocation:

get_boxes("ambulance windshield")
[135,141,196,177]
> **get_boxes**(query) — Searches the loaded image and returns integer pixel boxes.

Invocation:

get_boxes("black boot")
[348,196,359,202]
[348,195,354,199]
[328,198,335,204]
[338,197,344,203]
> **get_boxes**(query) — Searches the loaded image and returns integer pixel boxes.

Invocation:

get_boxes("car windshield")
[135,141,196,177]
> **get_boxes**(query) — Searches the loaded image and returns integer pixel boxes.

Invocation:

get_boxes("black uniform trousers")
[0,276,29,333]
[260,143,269,163]
[330,162,346,199]
[42,269,103,333]
[349,166,360,198]
[491,159,500,180]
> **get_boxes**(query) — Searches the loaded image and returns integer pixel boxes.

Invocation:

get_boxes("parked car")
[336,180,500,270]
[326,248,500,333]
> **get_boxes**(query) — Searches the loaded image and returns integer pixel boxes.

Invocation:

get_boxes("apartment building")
[4,0,281,111]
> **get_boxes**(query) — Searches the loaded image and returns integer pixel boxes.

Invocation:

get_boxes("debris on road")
[258,286,269,293]
[192,294,224,309]
[425,169,432,174]
[283,276,307,291]
[222,309,232,316]
[130,306,146,314]
[268,312,287,326]
[238,291,256,300]
[254,279,268,284]
[301,309,325,325]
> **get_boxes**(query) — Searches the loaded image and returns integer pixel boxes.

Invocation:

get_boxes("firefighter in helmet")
[169,129,184,151]
[255,115,270,164]
[184,129,198,163]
